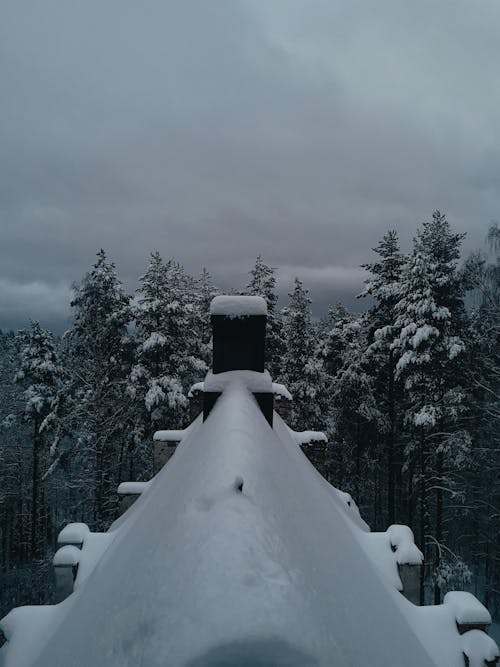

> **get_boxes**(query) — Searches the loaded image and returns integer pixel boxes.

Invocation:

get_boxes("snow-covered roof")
[209,295,267,317]
[1,380,497,666]
[204,369,272,393]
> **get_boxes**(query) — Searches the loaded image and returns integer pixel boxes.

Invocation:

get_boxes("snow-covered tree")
[15,321,62,558]
[391,212,470,603]
[466,224,500,611]
[65,250,132,530]
[360,230,406,524]
[127,254,207,478]
[282,278,329,431]
[320,308,382,519]
[246,256,285,379]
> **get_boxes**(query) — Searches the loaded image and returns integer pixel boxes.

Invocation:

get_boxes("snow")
[443,591,491,626]
[410,325,439,349]
[461,630,499,667]
[209,295,267,317]
[356,525,423,594]
[153,428,187,442]
[187,381,204,397]
[117,481,151,496]
[0,603,68,667]
[53,545,80,567]
[187,380,293,401]
[285,425,327,445]
[204,369,272,393]
[141,332,167,351]
[1,380,494,667]
[57,523,89,546]
[387,525,423,565]
[272,382,293,401]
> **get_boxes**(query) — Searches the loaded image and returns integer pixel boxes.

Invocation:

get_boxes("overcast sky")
[1,0,499,331]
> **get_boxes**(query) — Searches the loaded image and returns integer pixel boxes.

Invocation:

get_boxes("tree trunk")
[387,350,396,525]
[434,449,444,604]
[31,418,41,559]
[419,426,428,605]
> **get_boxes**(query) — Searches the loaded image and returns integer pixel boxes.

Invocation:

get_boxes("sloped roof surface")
[26,380,438,667]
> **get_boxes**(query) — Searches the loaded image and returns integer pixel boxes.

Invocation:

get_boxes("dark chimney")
[204,296,273,425]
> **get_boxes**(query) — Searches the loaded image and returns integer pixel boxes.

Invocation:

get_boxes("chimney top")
[210,295,267,318]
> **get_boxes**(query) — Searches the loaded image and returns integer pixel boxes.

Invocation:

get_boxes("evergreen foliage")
[0,214,498,619]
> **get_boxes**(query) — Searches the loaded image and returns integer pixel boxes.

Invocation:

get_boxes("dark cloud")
[1,0,498,330]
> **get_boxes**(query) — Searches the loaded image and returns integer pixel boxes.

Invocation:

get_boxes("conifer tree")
[246,256,285,380]
[321,308,382,519]
[66,250,132,530]
[282,278,328,431]
[127,254,207,478]
[15,321,62,558]
[360,230,406,524]
[391,212,470,603]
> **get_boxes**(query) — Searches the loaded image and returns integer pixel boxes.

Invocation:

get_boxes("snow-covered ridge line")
[210,295,267,317]
[204,369,272,393]
[187,378,293,401]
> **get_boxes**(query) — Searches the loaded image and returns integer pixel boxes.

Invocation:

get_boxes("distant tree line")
[0,213,498,617]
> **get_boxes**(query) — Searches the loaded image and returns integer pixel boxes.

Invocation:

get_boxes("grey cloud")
[1,0,498,331]
[0,278,72,332]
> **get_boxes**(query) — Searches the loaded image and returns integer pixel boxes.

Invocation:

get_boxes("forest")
[0,211,498,620]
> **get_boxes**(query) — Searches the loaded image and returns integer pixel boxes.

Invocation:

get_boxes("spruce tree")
[391,212,470,603]
[282,278,328,431]
[15,321,62,558]
[360,230,405,524]
[246,256,285,380]
[66,250,132,530]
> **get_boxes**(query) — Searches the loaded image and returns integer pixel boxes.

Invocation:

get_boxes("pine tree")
[391,212,470,603]
[15,321,62,558]
[246,256,285,380]
[320,308,382,520]
[360,231,406,524]
[127,254,207,478]
[282,278,329,431]
[65,250,132,530]
[466,224,500,611]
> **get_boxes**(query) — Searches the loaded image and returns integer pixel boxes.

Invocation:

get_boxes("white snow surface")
[210,295,267,317]
[272,383,293,401]
[387,525,424,565]
[187,380,293,401]
[443,591,491,625]
[461,630,499,667]
[117,481,151,496]
[52,545,80,567]
[286,424,327,445]
[187,381,204,397]
[57,522,89,546]
[204,369,272,393]
[153,428,187,442]
[2,381,492,667]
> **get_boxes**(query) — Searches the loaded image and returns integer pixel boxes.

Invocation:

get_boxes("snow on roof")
[461,629,499,666]
[285,424,327,445]
[57,522,89,546]
[52,545,80,567]
[387,525,423,566]
[272,382,293,401]
[204,369,272,393]
[187,381,204,397]
[116,481,150,496]
[2,383,495,667]
[443,591,491,626]
[187,380,293,401]
[209,295,267,317]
